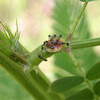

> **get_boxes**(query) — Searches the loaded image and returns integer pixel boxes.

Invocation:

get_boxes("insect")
[38,34,69,61]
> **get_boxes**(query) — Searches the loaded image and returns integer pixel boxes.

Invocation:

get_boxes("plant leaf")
[0,21,13,39]
[65,88,94,100]
[52,0,80,39]
[93,81,100,96]
[52,0,98,77]
[50,76,84,93]
[86,62,100,80]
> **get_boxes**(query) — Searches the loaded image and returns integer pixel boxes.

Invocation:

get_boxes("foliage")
[0,0,100,100]
[65,88,94,100]
[86,62,100,80]
[0,22,62,100]
[51,0,100,99]
[50,76,84,93]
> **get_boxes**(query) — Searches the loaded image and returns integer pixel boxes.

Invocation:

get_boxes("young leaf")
[86,62,100,80]
[93,81,100,96]
[50,76,84,93]
[65,88,94,100]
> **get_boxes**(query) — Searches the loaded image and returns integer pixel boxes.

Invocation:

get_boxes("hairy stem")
[0,51,63,100]
[29,38,100,67]
[85,79,100,100]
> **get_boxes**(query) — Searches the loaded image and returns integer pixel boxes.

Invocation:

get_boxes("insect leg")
[38,54,47,61]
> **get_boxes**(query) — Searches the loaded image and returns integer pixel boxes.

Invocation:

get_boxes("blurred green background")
[0,0,100,100]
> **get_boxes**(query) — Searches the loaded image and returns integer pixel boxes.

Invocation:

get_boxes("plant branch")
[0,51,63,100]
[71,38,100,49]
[1,34,100,99]
[67,0,88,40]
[29,38,100,67]
[0,39,27,64]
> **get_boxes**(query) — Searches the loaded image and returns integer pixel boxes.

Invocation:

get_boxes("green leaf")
[86,62,100,80]
[50,76,84,93]
[52,0,98,77]
[93,81,100,96]
[54,53,79,75]
[65,88,94,100]
[52,0,80,39]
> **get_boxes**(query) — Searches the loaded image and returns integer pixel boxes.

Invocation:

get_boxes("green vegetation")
[0,0,100,100]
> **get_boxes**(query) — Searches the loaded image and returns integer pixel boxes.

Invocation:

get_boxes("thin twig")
[66,0,88,41]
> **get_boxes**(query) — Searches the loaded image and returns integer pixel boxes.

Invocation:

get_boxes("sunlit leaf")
[50,76,84,93]
[65,88,94,100]
[86,62,100,80]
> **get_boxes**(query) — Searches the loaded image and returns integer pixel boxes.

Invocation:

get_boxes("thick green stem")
[0,51,63,100]
[71,38,100,49]
[69,0,88,40]
[1,35,100,99]
[0,52,45,100]
[29,38,100,67]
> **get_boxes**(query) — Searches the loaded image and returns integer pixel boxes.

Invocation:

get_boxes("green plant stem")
[73,63,100,100]
[1,36,100,99]
[85,79,94,92]
[0,51,62,100]
[29,38,100,67]
[1,36,100,67]
[29,37,100,100]
[0,39,27,64]
[1,35,100,100]
[71,38,100,49]
[69,0,88,40]
[0,52,44,100]
[75,64,100,100]
[85,79,100,100]
[76,67,85,77]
